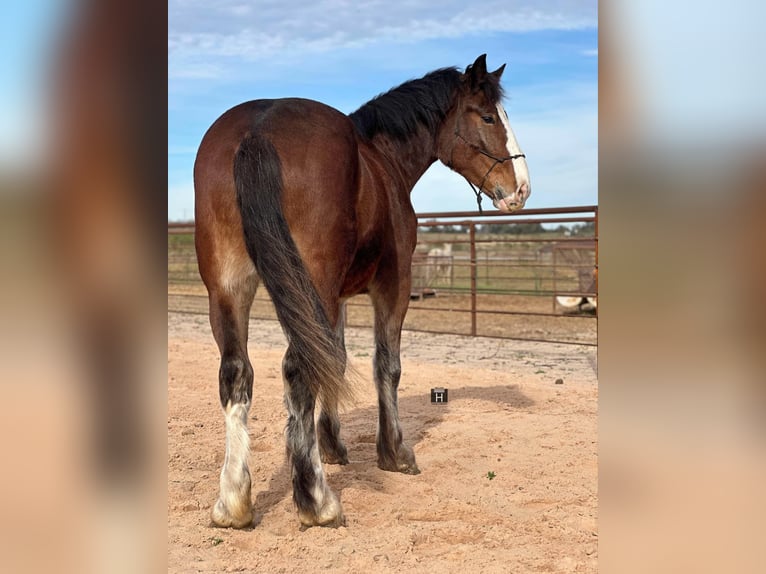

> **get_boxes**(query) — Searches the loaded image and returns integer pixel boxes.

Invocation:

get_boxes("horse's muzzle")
[492,182,529,212]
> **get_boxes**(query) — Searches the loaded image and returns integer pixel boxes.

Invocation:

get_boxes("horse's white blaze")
[496,103,530,193]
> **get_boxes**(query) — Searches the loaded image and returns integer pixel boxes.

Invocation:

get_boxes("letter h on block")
[430,387,448,404]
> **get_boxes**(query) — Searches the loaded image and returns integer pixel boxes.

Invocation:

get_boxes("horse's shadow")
[251,460,291,527]
[248,383,533,526]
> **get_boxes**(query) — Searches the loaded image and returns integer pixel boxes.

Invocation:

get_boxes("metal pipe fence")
[168,205,597,346]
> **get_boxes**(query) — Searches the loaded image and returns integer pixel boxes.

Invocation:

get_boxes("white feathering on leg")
[212,401,253,528]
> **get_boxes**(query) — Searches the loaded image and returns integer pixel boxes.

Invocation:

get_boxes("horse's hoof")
[298,512,347,530]
[378,459,421,475]
[378,444,420,475]
[297,491,346,529]
[320,453,350,465]
[319,436,349,465]
[398,462,421,475]
[211,498,254,529]
[320,447,349,465]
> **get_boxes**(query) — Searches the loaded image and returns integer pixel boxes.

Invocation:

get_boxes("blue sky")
[5,2,765,220]
[169,1,598,221]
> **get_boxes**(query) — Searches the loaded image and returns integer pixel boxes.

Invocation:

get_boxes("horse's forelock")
[480,73,505,105]
[464,61,505,104]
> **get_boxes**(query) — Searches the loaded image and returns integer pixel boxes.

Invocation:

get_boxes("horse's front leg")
[370,284,420,475]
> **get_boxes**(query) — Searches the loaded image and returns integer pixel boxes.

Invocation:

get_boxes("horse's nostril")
[518,182,530,200]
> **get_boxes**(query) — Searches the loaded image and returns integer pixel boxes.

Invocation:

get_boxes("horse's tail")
[233,133,351,407]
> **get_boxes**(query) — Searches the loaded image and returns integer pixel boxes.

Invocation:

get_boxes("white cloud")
[169,1,597,65]
[169,62,224,79]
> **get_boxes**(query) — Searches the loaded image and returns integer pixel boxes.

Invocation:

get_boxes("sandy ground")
[168,311,597,573]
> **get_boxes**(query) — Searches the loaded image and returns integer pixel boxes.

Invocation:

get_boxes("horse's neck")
[367,129,438,192]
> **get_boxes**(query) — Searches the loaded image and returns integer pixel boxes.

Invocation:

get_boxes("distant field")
[168,228,596,345]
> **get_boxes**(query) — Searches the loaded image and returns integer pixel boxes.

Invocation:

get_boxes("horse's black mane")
[349,65,504,141]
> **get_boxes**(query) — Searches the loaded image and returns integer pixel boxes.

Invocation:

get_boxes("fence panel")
[168,206,597,346]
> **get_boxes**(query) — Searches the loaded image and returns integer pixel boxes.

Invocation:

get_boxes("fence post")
[552,242,557,314]
[450,245,455,289]
[594,206,598,318]
[469,222,477,336]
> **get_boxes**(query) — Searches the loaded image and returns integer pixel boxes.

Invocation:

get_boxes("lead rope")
[465,159,501,214]
[468,179,483,213]
[463,154,504,214]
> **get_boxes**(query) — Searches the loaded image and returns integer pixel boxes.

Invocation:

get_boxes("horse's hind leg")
[283,345,345,528]
[207,273,258,529]
[318,303,349,465]
[370,280,420,475]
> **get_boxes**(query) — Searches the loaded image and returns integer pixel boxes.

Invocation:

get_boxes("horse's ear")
[472,54,488,74]
[491,63,506,79]
[465,54,488,91]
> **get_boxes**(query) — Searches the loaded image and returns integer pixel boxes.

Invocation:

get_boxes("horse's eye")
[482,115,495,124]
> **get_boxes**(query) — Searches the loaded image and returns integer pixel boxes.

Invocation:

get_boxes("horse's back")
[194,98,362,294]
[195,98,356,192]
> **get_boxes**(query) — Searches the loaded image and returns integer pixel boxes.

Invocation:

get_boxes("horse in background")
[194,54,530,529]
[426,243,454,287]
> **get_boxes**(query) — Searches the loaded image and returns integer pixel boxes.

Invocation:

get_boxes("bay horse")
[194,54,530,529]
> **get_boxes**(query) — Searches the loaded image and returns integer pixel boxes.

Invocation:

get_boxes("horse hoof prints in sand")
[194,54,530,529]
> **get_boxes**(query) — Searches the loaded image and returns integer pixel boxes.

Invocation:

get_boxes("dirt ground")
[168,311,598,573]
